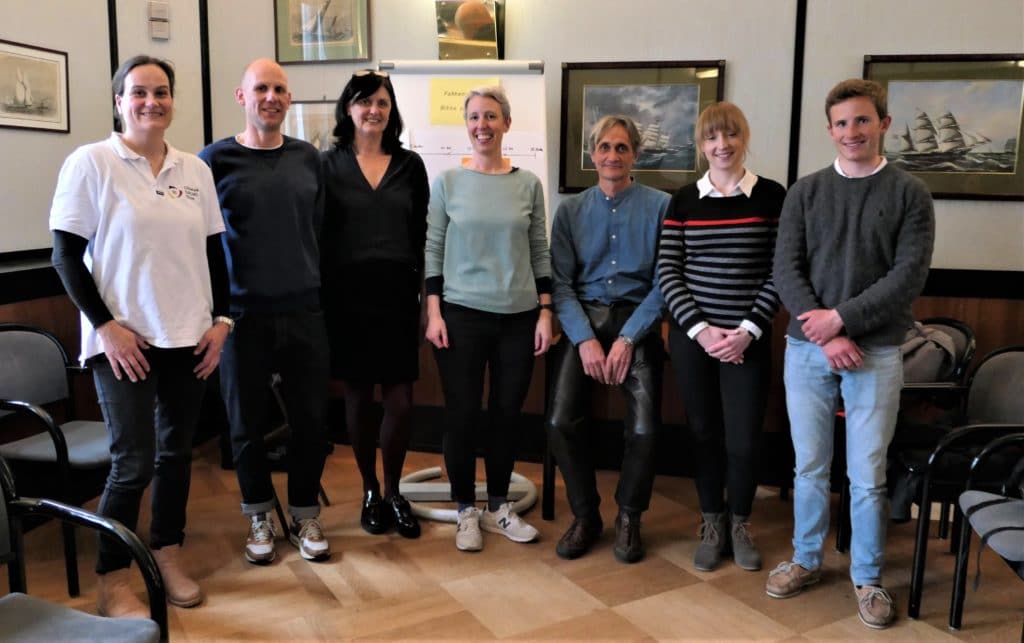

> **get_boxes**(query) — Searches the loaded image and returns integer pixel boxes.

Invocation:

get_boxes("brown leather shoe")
[555,515,603,560]
[152,544,204,607]
[613,509,644,564]
[96,568,149,619]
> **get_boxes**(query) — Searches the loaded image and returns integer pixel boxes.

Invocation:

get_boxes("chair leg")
[61,521,80,597]
[836,479,851,553]
[938,502,950,539]
[949,507,963,554]
[318,484,330,507]
[272,490,289,532]
[908,491,933,619]
[949,508,973,631]
[542,441,555,521]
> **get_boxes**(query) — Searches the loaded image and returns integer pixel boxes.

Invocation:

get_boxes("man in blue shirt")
[547,115,669,564]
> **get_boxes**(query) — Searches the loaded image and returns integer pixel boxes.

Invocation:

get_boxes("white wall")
[3,0,1022,270]
[208,0,797,219]
[115,0,205,153]
[0,0,112,253]
[802,0,1024,270]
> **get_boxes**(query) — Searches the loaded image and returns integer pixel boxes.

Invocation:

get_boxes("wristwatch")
[214,315,235,333]
[617,335,634,346]
[539,303,554,312]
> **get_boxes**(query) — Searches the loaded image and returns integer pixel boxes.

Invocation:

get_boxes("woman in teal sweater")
[424,86,552,553]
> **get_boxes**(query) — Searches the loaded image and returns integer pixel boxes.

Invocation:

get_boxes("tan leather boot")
[152,544,204,607]
[96,568,149,618]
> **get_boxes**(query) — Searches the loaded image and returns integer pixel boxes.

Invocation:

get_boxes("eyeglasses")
[353,70,389,78]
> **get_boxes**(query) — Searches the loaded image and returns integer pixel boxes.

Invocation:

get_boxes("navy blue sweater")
[199,136,324,312]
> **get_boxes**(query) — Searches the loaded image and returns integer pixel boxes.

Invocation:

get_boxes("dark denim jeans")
[90,347,206,574]
[545,302,664,518]
[219,307,329,520]
[433,302,537,505]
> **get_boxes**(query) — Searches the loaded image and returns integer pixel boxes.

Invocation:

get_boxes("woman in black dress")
[321,71,429,538]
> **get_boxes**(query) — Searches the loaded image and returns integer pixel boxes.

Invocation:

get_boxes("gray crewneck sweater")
[773,163,935,347]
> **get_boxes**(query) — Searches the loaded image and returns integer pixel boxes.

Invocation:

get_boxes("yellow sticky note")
[430,77,499,126]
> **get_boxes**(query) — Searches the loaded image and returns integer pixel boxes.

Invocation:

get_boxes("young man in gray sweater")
[768,79,935,629]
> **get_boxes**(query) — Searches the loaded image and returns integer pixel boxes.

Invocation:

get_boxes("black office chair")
[834,317,976,553]
[0,323,111,597]
[0,455,167,642]
[950,432,1024,631]
[906,345,1024,620]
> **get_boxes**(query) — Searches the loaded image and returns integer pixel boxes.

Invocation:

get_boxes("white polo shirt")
[50,133,226,362]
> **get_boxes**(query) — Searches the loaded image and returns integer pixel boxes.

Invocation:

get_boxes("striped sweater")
[657,177,786,335]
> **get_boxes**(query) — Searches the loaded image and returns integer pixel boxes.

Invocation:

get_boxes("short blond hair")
[463,85,511,121]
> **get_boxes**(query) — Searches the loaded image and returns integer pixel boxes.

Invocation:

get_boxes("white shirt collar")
[108,132,181,167]
[832,156,887,178]
[697,169,758,198]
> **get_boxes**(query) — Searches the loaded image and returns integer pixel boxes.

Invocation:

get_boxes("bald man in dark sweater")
[768,79,934,630]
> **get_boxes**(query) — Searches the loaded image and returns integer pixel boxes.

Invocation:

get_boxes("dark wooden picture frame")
[274,0,371,65]
[864,53,1024,201]
[559,60,725,193]
[0,39,69,134]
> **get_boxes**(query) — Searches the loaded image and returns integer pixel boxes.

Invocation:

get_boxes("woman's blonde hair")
[694,101,750,169]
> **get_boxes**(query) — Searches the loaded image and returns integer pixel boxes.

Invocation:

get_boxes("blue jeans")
[90,347,206,573]
[220,307,329,520]
[784,337,902,586]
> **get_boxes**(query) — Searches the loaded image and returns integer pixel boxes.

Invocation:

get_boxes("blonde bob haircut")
[695,101,750,169]
[588,115,643,155]
[463,85,511,122]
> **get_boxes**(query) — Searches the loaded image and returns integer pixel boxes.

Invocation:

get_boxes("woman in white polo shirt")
[49,55,228,618]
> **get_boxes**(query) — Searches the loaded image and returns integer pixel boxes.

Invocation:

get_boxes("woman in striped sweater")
[657,102,785,573]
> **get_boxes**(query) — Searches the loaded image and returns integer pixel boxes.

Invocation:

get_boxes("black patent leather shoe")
[360,489,390,535]
[388,495,421,539]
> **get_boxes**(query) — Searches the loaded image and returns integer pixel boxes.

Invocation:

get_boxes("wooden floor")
[7,441,1023,641]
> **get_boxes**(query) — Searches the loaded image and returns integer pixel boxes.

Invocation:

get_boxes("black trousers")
[546,303,664,518]
[433,302,537,505]
[668,323,770,517]
[90,347,206,573]
[220,307,330,518]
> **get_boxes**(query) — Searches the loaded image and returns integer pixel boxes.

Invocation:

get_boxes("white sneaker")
[481,503,539,543]
[289,517,331,561]
[455,506,483,552]
[245,514,276,565]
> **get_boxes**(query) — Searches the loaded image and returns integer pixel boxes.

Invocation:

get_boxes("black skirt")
[323,260,421,385]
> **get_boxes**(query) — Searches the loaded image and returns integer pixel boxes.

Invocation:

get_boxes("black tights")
[343,381,414,499]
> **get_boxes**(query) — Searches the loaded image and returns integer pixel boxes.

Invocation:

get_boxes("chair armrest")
[926,423,1024,472]
[0,400,71,473]
[10,497,168,642]
[901,382,966,394]
[65,365,91,376]
[966,430,1024,492]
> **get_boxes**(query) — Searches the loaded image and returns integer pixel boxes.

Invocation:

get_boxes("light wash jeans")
[784,337,902,586]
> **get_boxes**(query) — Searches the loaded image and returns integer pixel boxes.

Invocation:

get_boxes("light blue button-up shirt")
[550,180,669,345]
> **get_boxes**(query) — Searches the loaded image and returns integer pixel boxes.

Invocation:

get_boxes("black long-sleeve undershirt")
[51,230,230,329]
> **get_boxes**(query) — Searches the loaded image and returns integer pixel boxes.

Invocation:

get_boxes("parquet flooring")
[6,440,1022,641]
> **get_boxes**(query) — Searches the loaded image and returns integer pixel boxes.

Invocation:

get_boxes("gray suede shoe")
[730,515,762,571]
[693,512,728,571]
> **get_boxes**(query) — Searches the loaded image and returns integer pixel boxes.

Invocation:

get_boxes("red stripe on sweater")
[681,216,779,227]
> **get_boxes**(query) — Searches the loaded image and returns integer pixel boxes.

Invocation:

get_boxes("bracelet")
[539,303,554,312]
[214,315,235,333]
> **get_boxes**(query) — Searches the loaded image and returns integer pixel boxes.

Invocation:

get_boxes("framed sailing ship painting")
[282,100,336,151]
[0,39,69,133]
[274,0,370,64]
[559,60,725,193]
[864,53,1024,200]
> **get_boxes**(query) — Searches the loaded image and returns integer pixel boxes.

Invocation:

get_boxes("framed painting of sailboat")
[558,60,725,193]
[274,0,371,64]
[0,39,69,133]
[864,53,1024,201]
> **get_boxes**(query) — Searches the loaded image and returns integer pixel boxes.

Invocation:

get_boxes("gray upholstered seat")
[959,490,1024,563]
[0,593,160,643]
[0,455,166,642]
[0,323,113,598]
